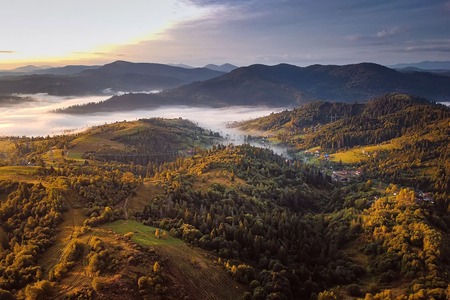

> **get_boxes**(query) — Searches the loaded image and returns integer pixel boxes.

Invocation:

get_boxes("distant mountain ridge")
[394,67,450,75]
[204,63,237,72]
[0,64,99,76]
[389,61,450,70]
[0,61,224,96]
[59,62,450,113]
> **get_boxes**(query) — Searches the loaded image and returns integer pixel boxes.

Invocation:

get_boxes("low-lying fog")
[1,93,290,156]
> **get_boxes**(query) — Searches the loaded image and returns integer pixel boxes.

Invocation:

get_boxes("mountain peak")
[204,63,237,72]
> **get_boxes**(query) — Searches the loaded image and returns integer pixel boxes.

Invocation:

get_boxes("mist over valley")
[1,2,450,297]
[0,93,284,143]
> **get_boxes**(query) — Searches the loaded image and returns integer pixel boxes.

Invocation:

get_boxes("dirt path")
[123,195,129,219]
[52,235,92,300]
[40,207,85,279]
[123,186,139,220]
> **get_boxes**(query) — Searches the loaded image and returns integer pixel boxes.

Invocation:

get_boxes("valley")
[2,1,450,299]
[0,93,449,299]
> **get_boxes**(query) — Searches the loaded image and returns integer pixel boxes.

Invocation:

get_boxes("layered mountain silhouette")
[389,60,450,70]
[59,62,450,114]
[204,63,237,72]
[0,61,224,96]
[0,64,99,76]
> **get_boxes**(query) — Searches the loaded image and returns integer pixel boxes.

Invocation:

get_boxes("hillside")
[0,61,224,97]
[0,114,449,299]
[235,93,450,198]
[59,62,450,114]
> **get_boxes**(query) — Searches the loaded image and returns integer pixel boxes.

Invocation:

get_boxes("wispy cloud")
[72,52,126,57]
[376,26,408,38]
[348,26,408,42]
[73,52,108,56]
[0,50,15,54]
[403,39,450,52]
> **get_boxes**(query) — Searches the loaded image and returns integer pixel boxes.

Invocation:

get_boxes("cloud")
[73,52,108,55]
[405,46,450,53]
[349,26,408,41]
[403,39,450,52]
[72,52,126,57]
[0,50,15,54]
[376,26,407,38]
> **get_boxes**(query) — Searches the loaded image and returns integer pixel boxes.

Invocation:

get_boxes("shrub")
[24,280,54,300]
[91,277,104,292]
[347,284,363,297]
[0,289,14,300]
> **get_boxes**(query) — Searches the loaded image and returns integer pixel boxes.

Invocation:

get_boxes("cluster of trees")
[49,239,84,281]
[137,261,169,297]
[362,133,449,211]
[59,167,139,209]
[0,181,64,292]
[361,189,449,297]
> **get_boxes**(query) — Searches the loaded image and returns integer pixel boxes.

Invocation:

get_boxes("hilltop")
[204,63,238,72]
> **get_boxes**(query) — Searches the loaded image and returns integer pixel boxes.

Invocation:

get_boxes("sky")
[1,0,450,69]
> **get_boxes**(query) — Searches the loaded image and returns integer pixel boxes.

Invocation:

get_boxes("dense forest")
[1,98,450,299]
[236,93,449,208]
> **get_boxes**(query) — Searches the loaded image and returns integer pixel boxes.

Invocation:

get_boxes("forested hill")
[0,61,224,96]
[236,93,450,202]
[58,62,450,114]
[237,93,449,148]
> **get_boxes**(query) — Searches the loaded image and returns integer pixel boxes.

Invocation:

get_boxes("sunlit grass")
[0,166,38,175]
[104,220,182,246]
[331,143,396,164]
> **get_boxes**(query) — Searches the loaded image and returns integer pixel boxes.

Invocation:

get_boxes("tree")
[153,261,161,274]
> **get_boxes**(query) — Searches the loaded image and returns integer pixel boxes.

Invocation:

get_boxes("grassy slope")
[117,178,247,299]
[123,180,164,217]
[330,142,398,164]
[0,166,40,183]
[105,220,246,299]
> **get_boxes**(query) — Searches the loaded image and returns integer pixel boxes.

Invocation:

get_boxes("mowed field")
[105,220,247,299]
[0,166,40,182]
[330,143,397,164]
